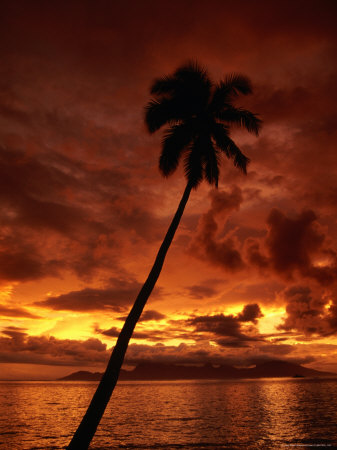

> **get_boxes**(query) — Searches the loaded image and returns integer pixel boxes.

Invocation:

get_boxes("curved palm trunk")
[67,182,192,449]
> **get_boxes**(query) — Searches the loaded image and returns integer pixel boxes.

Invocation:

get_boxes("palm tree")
[67,61,261,449]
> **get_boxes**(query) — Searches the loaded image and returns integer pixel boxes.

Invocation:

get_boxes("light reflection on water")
[0,378,336,449]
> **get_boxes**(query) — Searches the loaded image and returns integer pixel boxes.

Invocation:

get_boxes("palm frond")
[150,75,180,96]
[211,123,250,174]
[174,60,210,85]
[148,62,213,126]
[159,123,195,177]
[145,63,261,185]
[221,73,253,96]
[210,122,231,157]
[184,142,203,189]
[217,107,262,135]
[173,61,212,109]
[144,98,181,133]
[204,143,220,188]
[225,138,250,174]
[210,74,253,111]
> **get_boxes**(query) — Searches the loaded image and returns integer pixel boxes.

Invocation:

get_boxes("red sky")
[1,0,337,380]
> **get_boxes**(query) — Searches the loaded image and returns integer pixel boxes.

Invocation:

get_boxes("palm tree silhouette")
[67,61,261,449]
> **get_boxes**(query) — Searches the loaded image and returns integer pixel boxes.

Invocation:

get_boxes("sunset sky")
[1,0,337,380]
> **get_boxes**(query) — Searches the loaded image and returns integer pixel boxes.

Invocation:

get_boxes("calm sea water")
[0,378,336,449]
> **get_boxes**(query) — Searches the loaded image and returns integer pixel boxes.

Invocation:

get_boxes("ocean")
[0,378,336,449]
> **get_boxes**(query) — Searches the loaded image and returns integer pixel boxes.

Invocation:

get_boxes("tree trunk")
[67,182,193,449]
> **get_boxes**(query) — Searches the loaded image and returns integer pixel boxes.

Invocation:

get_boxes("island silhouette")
[60,360,335,381]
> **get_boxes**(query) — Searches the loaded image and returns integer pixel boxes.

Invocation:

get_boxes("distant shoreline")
[1,361,336,382]
[58,360,337,382]
[2,376,337,383]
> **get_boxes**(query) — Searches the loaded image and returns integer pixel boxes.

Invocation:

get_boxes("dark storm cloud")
[0,234,61,282]
[0,148,92,234]
[279,285,325,335]
[199,233,244,272]
[215,338,251,348]
[0,326,316,368]
[190,186,245,272]
[0,327,109,366]
[0,324,303,368]
[257,343,295,356]
[0,146,153,240]
[0,247,43,282]
[96,325,167,342]
[96,305,264,345]
[95,326,119,338]
[266,209,324,276]
[224,280,285,306]
[123,342,229,366]
[1,326,27,340]
[0,147,115,281]
[113,200,168,243]
[247,76,337,125]
[0,305,40,319]
[188,314,242,338]
[278,285,337,337]
[208,187,243,216]
[185,284,219,300]
[189,194,336,285]
[123,342,215,366]
[0,143,169,282]
[246,208,337,284]
[245,239,269,270]
[123,341,314,368]
[138,310,166,322]
[237,303,263,323]
[0,324,322,370]
[186,303,264,347]
[36,278,144,312]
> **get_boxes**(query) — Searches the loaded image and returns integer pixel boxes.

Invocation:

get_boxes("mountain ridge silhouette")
[59,360,336,381]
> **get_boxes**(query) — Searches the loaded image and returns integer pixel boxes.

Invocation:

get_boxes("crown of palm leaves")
[145,61,262,188]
